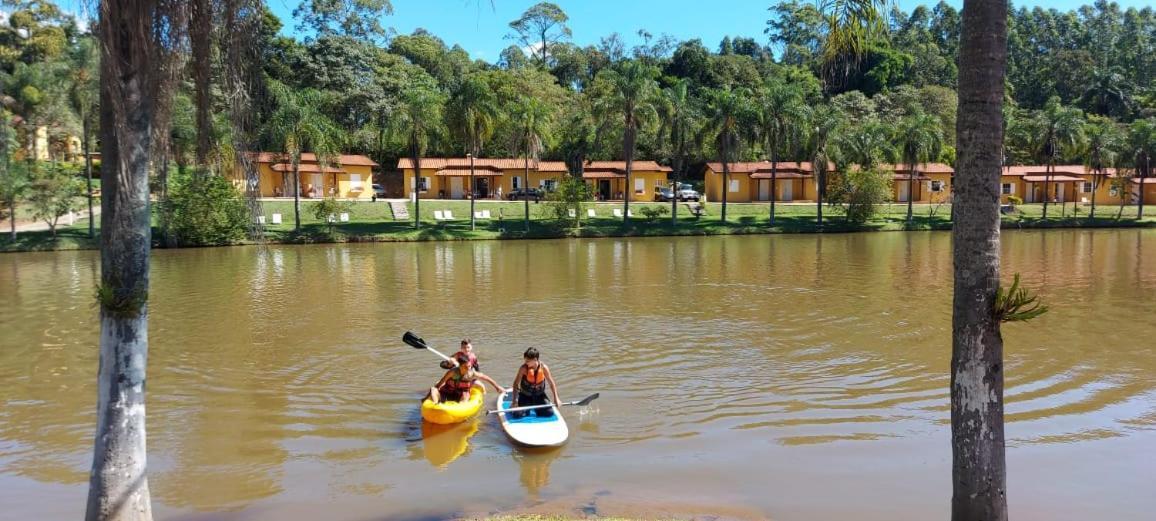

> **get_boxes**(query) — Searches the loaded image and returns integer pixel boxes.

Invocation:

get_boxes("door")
[1055,183,1065,202]
[599,180,611,200]
[477,177,489,198]
[898,182,910,202]
[310,173,323,198]
[782,181,793,201]
[450,177,463,199]
[758,180,771,201]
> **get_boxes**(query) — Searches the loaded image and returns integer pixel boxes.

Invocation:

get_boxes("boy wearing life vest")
[509,348,560,419]
[440,338,480,371]
[430,352,503,403]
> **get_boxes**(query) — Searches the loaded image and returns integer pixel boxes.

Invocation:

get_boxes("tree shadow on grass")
[0,227,97,252]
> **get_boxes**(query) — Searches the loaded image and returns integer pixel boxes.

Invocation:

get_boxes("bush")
[311,197,353,234]
[638,205,670,220]
[161,174,248,246]
[546,176,593,228]
[844,167,892,224]
[1007,195,1023,206]
[28,164,84,237]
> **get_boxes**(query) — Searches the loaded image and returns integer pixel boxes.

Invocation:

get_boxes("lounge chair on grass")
[587,208,596,218]
[433,210,445,221]
[568,209,577,218]
[613,209,624,218]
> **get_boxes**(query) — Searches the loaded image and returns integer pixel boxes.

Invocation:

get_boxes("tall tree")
[265,82,344,231]
[1027,97,1084,219]
[393,84,445,229]
[808,103,842,225]
[294,0,394,41]
[1128,118,1156,219]
[952,0,1009,519]
[594,61,658,225]
[657,78,697,225]
[507,2,571,67]
[1082,115,1123,220]
[68,36,99,238]
[702,86,752,223]
[815,0,890,90]
[758,78,810,225]
[510,96,552,232]
[447,74,499,230]
[895,110,944,225]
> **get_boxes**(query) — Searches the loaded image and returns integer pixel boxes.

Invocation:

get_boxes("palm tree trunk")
[951,0,1009,519]
[87,7,155,518]
[721,157,730,223]
[523,155,530,232]
[907,162,916,225]
[816,169,824,226]
[1138,156,1148,220]
[1043,157,1053,219]
[413,149,421,229]
[292,158,301,231]
[770,149,778,226]
[624,125,635,225]
[84,114,95,238]
[1090,169,1098,220]
[469,152,476,231]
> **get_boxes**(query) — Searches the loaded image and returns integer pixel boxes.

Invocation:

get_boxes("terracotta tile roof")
[704,161,826,174]
[249,152,379,167]
[398,157,671,173]
[270,163,345,173]
[750,172,811,179]
[582,171,625,179]
[435,169,504,176]
[1131,177,1156,185]
[892,174,932,181]
[1001,165,1089,176]
[885,163,954,174]
[1024,175,1085,183]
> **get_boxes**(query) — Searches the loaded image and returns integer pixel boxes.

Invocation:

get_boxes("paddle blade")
[574,393,600,406]
[402,331,428,349]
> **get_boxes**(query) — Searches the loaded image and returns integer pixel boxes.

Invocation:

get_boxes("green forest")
[2,0,1155,189]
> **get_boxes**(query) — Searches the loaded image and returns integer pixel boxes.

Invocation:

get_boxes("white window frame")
[1001,183,1014,195]
[634,178,645,194]
[931,180,944,192]
[512,176,521,190]
[349,173,363,191]
[542,179,557,192]
[729,179,740,193]
[655,178,665,188]
[419,176,430,192]
[1082,181,1093,193]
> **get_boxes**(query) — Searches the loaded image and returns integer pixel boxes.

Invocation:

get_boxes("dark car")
[372,184,387,198]
[654,186,675,202]
[506,188,543,201]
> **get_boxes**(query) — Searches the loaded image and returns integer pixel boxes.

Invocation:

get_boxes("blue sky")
[258,0,1154,62]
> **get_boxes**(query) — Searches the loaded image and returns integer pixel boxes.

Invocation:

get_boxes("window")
[1110,186,1119,197]
[655,178,665,188]
[1083,182,1093,193]
[931,180,944,192]
[729,179,739,192]
[635,178,645,194]
[511,176,521,190]
[349,174,363,191]
[541,179,557,192]
[1001,183,1014,195]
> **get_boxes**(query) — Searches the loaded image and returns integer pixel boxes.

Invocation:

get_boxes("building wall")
[241,162,374,199]
[705,170,753,203]
[998,176,1027,204]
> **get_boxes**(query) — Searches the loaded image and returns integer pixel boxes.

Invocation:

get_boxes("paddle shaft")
[488,393,599,414]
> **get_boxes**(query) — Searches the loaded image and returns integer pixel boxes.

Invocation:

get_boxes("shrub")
[311,197,353,234]
[638,205,670,220]
[161,174,248,246]
[1007,195,1023,206]
[844,167,892,224]
[28,164,84,237]
[546,176,593,228]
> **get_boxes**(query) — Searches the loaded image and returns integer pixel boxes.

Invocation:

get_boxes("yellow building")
[884,163,954,204]
[238,152,378,199]
[398,158,670,202]
[703,162,816,203]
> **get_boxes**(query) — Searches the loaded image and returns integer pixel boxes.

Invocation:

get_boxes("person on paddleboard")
[509,348,560,418]
[429,352,503,403]
[439,338,480,371]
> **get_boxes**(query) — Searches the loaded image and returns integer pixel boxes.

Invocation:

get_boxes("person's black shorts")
[511,391,553,419]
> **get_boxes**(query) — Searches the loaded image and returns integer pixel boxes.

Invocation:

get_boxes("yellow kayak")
[421,386,484,424]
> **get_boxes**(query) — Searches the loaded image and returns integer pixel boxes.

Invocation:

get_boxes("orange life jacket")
[520,363,546,394]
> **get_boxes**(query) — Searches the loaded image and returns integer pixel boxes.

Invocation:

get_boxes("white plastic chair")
[613,208,624,218]
[481,210,492,219]
[339,212,349,222]
[568,209,577,218]
[587,208,596,218]
[444,211,456,220]
[474,211,485,219]
[257,215,266,225]
[433,210,445,221]
[627,210,635,218]
[271,213,282,224]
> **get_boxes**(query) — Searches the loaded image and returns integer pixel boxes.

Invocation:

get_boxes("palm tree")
[266,82,344,231]
[447,74,499,230]
[657,79,697,225]
[1028,97,1084,219]
[702,87,753,223]
[758,79,810,225]
[833,118,894,170]
[808,104,842,226]
[69,37,100,238]
[952,0,1010,518]
[595,61,659,225]
[1081,116,1123,220]
[816,0,889,90]
[1128,118,1156,219]
[510,96,552,232]
[1078,68,1136,120]
[895,111,945,225]
[393,85,446,229]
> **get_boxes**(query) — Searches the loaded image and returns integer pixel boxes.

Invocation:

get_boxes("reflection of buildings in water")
[419,420,479,469]
[514,446,563,497]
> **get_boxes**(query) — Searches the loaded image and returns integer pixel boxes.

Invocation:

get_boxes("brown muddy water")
[1,230,1154,521]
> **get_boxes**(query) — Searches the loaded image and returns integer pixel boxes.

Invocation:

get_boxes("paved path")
[3,207,100,233]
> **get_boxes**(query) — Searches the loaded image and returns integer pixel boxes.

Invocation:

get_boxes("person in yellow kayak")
[440,338,479,371]
[429,352,504,403]
[510,348,560,418]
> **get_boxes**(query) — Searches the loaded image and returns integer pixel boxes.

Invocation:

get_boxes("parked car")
[677,183,701,201]
[372,184,386,198]
[654,186,676,202]
[506,188,543,201]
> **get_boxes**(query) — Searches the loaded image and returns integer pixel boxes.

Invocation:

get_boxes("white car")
[677,183,700,202]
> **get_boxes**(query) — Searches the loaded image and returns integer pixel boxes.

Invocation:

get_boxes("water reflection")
[418,420,479,469]
[513,446,563,498]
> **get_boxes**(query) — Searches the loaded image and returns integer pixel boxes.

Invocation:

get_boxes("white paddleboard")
[496,390,569,447]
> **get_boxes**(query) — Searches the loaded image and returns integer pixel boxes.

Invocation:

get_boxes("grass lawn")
[3,199,1154,253]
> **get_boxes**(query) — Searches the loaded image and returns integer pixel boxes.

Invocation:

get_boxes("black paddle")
[402,331,456,365]
[486,393,600,415]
